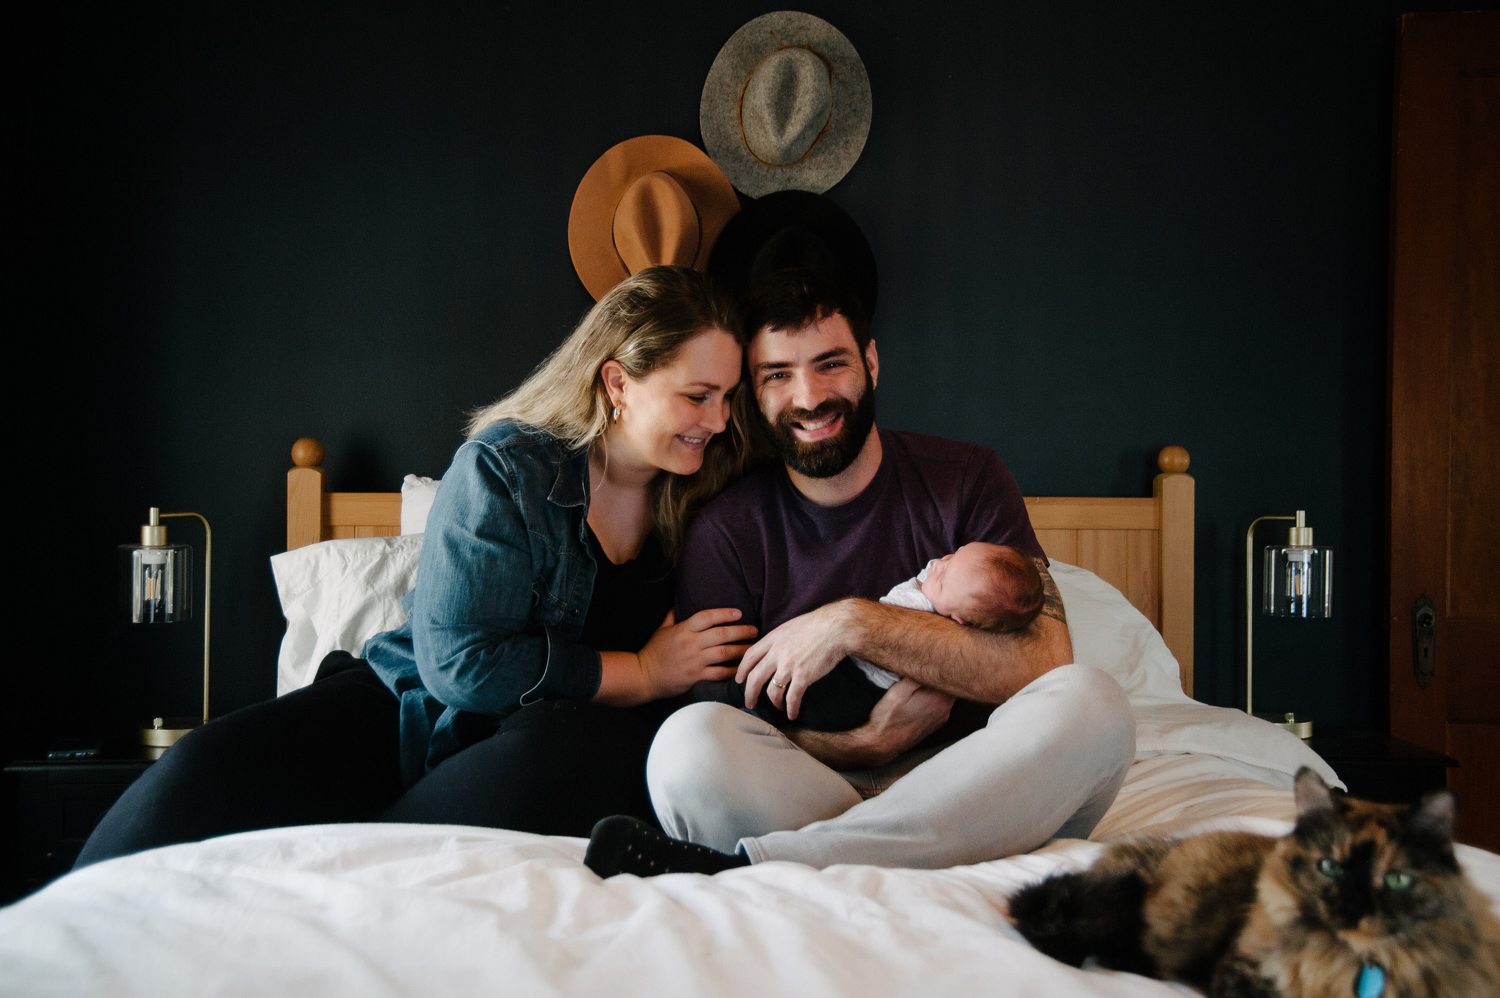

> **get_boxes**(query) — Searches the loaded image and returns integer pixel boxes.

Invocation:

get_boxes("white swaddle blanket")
[852,560,937,688]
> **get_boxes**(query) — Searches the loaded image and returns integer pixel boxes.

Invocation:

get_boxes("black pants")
[76,653,665,867]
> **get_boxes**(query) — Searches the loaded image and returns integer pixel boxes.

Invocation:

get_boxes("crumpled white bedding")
[5,814,1498,997]
[4,562,1477,994]
[5,750,1498,998]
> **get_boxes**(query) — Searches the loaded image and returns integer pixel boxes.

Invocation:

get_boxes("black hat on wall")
[706,191,879,321]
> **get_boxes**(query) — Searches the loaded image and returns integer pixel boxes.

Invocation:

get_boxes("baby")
[850,542,1046,690]
[765,542,1046,732]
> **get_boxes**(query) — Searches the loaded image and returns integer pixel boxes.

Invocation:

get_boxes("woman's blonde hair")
[467,266,753,561]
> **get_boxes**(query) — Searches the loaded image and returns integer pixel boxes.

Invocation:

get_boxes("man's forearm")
[782,677,956,768]
[839,589,1072,703]
[738,561,1071,719]
[784,726,893,769]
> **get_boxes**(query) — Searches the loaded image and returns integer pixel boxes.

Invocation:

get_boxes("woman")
[79,266,756,864]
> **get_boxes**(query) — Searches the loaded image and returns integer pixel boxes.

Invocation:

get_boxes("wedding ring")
[770,679,787,689]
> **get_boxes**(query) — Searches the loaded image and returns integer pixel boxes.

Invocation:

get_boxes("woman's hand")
[640,608,757,698]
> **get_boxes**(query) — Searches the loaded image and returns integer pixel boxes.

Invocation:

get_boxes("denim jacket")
[363,420,600,788]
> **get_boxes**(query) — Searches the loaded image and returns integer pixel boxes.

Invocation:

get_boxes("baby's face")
[919,543,998,622]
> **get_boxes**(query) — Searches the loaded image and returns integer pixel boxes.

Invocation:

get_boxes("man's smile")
[791,411,843,441]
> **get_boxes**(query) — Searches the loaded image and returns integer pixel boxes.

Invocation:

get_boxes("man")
[585,270,1133,876]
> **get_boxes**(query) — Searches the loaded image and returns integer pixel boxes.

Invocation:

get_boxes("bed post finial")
[287,438,327,550]
[1157,445,1190,475]
[292,437,325,468]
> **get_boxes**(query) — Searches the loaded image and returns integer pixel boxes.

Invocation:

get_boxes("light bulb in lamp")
[1263,511,1334,619]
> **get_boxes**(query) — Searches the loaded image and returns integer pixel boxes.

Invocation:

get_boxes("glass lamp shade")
[1263,544,1333,618]
[120,542,193,624]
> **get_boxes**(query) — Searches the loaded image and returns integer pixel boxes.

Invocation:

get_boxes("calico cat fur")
[1009,767,1500,997]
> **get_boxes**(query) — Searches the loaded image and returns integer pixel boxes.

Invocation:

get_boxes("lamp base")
[1254,711,1314,739]
[139,716,202,759]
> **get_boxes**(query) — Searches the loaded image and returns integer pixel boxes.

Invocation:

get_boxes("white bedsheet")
[5,752,1498,998]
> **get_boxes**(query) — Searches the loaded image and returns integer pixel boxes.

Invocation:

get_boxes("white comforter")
[10,564,1496,996]
[5,750,1499,998]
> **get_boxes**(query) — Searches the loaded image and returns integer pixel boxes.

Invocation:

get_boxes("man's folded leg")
[646,701,863,854]
[614,664,1134,876]
[740,663,1134,869]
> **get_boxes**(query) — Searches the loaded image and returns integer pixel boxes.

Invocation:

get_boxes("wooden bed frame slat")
[326,493,402,532]
[284,439,1196,696]
[1025,497,1158,531]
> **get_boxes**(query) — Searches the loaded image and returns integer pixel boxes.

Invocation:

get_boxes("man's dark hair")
[744,269,871,353]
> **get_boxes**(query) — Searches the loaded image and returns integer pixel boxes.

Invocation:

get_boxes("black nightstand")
[3,756,154,902]
[1305,730,1457,805]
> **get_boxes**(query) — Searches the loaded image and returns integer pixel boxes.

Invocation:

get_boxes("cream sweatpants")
[646,663,1134,869]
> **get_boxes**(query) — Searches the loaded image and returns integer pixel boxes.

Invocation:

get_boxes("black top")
[580,525,675,655]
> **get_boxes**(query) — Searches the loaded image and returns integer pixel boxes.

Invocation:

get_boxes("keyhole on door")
[1411,594,1437,690]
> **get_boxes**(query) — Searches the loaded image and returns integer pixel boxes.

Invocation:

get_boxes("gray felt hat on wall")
[700,11,871,198]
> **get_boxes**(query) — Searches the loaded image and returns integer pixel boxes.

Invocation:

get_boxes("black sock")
[584,815,750,877]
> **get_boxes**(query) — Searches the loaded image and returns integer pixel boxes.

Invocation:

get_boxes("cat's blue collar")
[1355,963,1386,998]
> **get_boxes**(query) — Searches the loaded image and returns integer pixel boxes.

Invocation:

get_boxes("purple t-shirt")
[677,428,1043,729]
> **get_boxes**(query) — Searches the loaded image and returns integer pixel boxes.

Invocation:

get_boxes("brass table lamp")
[1245,510,1333,738]
[121,507,212,758]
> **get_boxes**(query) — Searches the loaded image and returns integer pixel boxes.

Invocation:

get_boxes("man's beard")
[761,374,877,479]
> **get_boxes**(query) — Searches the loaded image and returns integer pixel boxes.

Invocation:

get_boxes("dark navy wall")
[14,1,1441,760]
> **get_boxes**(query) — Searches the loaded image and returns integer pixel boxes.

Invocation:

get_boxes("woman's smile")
[604,326,742,478]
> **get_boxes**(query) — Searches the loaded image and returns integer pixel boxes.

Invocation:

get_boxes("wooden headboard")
[286,438,1196,695]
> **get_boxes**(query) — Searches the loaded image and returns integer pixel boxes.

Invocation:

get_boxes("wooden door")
[1387,12,1500,852]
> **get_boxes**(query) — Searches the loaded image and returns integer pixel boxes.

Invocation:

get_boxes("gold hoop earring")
[611,406,620,423]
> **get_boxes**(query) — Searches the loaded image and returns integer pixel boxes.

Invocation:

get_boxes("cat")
[1008,767,1500,997]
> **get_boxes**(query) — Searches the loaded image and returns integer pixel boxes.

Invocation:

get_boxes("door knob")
[1412,594,1437,689]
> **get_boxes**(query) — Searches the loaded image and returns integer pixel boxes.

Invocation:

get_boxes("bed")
[3,441,1497,997]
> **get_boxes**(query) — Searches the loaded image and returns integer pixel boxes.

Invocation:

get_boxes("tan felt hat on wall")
[568,135,741,300]
[700,12,871,198]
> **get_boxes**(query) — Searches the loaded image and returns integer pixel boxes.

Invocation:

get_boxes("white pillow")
[271,535,424,695]
[401,475,441,535]
[1050,561,1342,789]
[1049,561,1185,702]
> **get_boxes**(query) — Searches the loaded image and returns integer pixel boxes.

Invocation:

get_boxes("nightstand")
[3,756,154,902]
[1305,730,1457,804]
